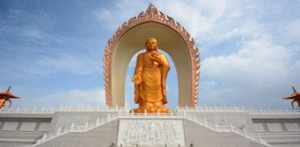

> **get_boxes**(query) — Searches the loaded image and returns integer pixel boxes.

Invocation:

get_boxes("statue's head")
[145,37,158,51]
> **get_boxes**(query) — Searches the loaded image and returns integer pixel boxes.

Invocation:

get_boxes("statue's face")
[145,38,158,51]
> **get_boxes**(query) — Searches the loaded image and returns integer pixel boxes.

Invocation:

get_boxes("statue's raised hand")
[150,52,162,64]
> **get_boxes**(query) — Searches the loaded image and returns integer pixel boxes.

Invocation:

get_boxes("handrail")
[182,113,271,147]
[32,113,119,147]
[111,144,188,147]
[0,106,128,114]
[1,106,299,114]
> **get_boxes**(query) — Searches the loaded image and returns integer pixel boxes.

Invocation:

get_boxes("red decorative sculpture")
[283,86,300,109]
[0,86,20,109]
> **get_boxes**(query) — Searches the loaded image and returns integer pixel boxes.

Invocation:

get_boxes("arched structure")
[103,4,200,107]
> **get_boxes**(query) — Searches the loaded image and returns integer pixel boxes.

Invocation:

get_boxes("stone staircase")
[29,112,271,147]
[183,113,271,147]
[31,113,119,147]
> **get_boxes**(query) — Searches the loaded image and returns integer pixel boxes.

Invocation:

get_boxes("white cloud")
[286,20,300,43]
[203,38,289,86]
[9,88,106,108]
[0,52,101,81]
[94,0,147,30]
[94,8,117,29]
[35,53,100,75]
[0,8,102,81]
[201,28,300,107]
[42,88,105,106]
[156,0,226,39]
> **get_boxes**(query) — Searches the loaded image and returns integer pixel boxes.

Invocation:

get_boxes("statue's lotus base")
[130,102,170,113]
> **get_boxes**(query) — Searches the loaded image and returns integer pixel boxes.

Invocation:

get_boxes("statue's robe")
[133,50,170,109]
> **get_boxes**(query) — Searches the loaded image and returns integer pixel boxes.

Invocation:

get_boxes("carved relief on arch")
[103,4,200,107]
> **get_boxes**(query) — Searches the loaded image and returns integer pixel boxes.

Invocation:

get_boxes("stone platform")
[0,107,299,147]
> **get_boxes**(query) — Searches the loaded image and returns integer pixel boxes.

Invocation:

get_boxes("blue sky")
[0,0,299,109]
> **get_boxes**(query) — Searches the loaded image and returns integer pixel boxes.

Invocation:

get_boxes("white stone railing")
[0,105,128,114]
[1,105,299,114]
[177,106,300,113]
[112,144,189,147]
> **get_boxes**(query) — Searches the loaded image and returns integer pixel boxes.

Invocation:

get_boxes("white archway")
[103,4,200,107]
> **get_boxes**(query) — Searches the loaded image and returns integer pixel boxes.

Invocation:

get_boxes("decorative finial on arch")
[147,3,157,10]
[146,3,159,14]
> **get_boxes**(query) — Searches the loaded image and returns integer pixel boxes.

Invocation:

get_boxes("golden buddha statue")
[131,37,170,113]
